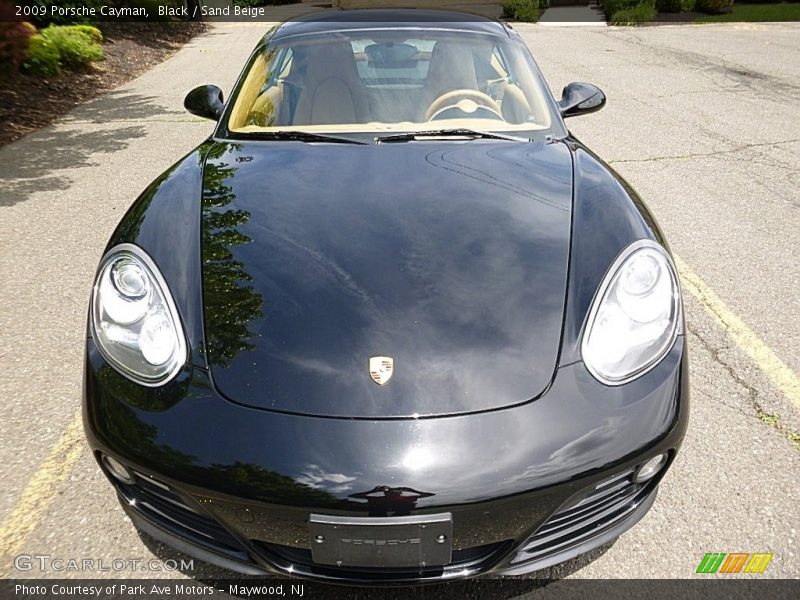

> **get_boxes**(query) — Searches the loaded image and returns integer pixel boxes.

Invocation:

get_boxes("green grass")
[755,410,800,451]
[759,412,779,426]
[695,2,800,21]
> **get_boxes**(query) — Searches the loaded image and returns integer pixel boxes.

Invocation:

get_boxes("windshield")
[226,28,562,137]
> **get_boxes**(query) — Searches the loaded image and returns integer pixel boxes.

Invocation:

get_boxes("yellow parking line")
[0,412,84,569]
[675,254,800,409]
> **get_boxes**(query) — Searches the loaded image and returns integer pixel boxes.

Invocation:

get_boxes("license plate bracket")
[308,513,453,568]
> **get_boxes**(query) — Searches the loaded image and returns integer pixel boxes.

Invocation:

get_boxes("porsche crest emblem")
[369,356,394,385]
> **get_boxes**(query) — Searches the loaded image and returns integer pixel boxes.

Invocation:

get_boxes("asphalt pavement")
[0,18,798,595]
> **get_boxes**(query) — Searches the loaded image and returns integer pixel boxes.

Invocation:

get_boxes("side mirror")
[558,82,605,118]
[184,85,225,121]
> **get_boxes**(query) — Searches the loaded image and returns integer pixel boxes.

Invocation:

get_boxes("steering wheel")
[424,89,503,122]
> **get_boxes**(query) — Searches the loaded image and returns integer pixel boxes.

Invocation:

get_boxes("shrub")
[40,25,103,68]
[0,13,36,73]
[695,0,734,13]
[656,0,682,12]
[22,24,104,76]
[610,0,657,23]
[503,0,545,22]
[22,34,61,76]
[602,0,641,18]
[70,24,103,44]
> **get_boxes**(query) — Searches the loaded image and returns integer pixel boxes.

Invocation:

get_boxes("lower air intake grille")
[118,471,249,559]
[512,468,653,564]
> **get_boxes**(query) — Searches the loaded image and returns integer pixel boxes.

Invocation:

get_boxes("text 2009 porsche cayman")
[83,10,688,583]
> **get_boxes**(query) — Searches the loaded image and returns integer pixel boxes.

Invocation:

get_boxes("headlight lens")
[582,240,681,385]
[91,244,186,385]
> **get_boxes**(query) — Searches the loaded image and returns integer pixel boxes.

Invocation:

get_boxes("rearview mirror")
[365,42,418,68]
[184,85,225,121]
[558,82,605,118]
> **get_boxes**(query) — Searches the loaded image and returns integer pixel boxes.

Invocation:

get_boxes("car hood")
[200,139,573,418]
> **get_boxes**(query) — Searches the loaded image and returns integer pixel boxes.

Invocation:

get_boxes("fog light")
[102,454,134,485]
[634,453,668,483]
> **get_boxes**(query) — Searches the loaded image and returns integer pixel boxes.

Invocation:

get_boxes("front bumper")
[84,336,688,583]
[116,462,661,581]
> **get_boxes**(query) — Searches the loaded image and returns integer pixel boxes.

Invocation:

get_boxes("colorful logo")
[696,552,773,574]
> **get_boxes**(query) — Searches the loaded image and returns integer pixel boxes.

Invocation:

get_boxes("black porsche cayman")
[83,10,688,582]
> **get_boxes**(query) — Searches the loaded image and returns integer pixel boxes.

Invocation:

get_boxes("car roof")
[269,9,513,42]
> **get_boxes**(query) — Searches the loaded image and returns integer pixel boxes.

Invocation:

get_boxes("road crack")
[609,138,800,165]
[687,322,800,451]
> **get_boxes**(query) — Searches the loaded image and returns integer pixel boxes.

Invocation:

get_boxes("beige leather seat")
[292,43,369,125]
[500,83,534,124]
[420,41,479,119]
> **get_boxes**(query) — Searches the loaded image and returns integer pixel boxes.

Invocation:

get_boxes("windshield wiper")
[375,128,530,144]
[242,131,368,145]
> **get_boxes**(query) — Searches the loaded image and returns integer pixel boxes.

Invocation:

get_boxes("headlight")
[582,239,681,385]
[91,243,186,386]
